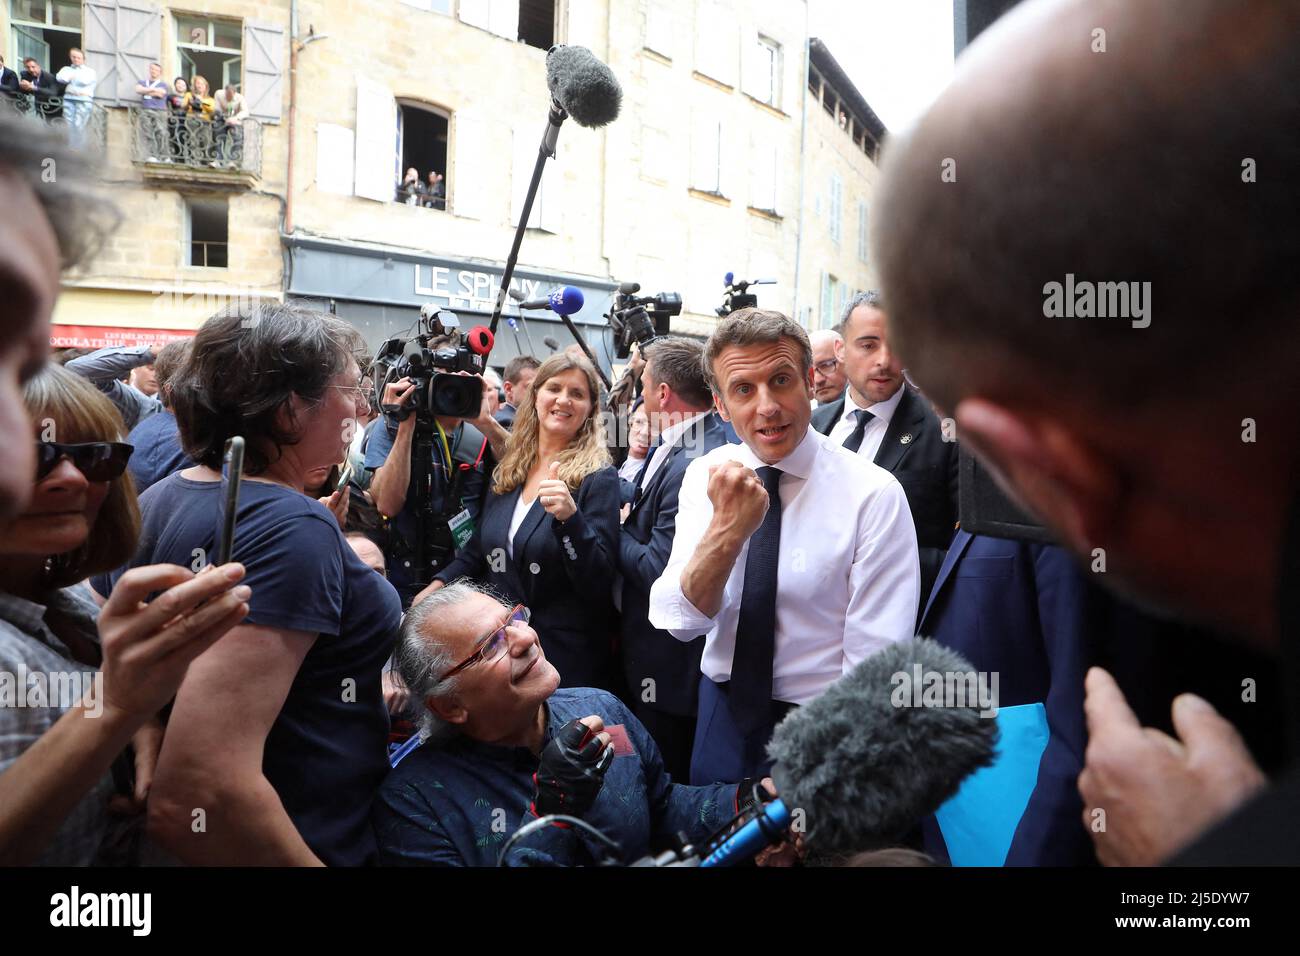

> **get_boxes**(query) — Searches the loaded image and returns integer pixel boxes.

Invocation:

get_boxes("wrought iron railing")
[0,92,108,152]
[127,106,262,177]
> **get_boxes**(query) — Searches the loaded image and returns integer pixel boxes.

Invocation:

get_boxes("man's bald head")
[808,329,846,404]
[873,0,1300,643]
[875,0,1300,416]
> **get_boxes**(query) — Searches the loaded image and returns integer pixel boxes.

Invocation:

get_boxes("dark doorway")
[518,0,554,51]
[398,104,449,208]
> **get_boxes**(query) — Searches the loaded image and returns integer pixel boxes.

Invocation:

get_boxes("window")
[694,3,737,86]
[753,36,781,108]
[829,173,843,245]
[690,114,723,195]
[9,0,82,80]
[398,0,452,12]
[175,15,242,93]
[397,103,450,208]
[857,202,868,263]
[645,6,672,58]
[749,137,777,213]
[517,0,554,51]
[186,198,228,268]
[821,272,840,330]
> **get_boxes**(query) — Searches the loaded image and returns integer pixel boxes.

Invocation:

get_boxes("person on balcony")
[134,62,169,162]
[17,58,59,119]
[166,77,189,162]
[183,76,216,165]
[0,56,20,101]
[55,49,97,147]
[424,171,446,210]
[214,84,248,168]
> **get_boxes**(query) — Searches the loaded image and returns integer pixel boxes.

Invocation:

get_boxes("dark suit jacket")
[493,403,516,430]
[19,69,59,99]
[918,530,1093,866]
[0,67,20,96]
[919,529,1287,865]
[812,385,958,602]
[436,465,622,690]
[617,412,733,716]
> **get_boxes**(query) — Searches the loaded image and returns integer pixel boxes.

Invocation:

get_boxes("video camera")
[372,305,493,421]
[716,272,776,316]
[607,281,682,359]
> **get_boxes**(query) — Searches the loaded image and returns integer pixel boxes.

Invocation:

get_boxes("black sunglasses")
[35,442,134,482]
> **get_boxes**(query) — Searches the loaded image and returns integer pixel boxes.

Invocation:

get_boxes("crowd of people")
[0,0,1298,870]
[1,48,98,146]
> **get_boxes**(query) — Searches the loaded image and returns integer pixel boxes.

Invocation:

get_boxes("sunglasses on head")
[35,442,133,482]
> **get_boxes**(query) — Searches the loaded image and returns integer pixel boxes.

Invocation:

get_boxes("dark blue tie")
[730,465,783,734]
[843,408,874,453]
[632,434,662,500]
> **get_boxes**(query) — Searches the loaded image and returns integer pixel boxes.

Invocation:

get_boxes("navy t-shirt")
[99,473,402,866]
[125,409,190,493]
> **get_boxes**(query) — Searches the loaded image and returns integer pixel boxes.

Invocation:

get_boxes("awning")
[51,325,195,349]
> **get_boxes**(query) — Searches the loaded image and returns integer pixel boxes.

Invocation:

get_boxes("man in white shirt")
[648,309,920,785]
[55,49,96,147]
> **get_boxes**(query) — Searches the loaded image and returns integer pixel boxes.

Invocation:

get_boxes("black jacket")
[19,69,59,99]
[493,403,516,430]
[617,412,733,716]
[0,67,20,97]
[812,385,959,604]
[435,465,622,690]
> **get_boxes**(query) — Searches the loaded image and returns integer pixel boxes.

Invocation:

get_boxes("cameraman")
[367,367,508,607]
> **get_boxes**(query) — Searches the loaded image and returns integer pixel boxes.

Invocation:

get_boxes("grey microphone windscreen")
[543,337,561,351]
[545,45,622,128]
[768,638,998,856]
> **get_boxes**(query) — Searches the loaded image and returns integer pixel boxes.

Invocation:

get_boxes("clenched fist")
[706,460,771,543]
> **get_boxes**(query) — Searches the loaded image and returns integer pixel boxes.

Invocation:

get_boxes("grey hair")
[395,579,509,742]
[702,308,812,393]
[840,290,883,331]
[0,112,121,269]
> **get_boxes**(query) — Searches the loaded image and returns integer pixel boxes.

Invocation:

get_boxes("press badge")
[448,509,474,549]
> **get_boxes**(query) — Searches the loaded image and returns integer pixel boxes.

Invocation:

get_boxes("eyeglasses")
[324,377,373,403]
[813,359,841,375]
[441,604,531,680]
[35,441,133,481]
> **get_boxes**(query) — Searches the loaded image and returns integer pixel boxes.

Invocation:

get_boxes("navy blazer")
[812,385,958,604]
[493,404,516,430]
[1,67,20,96]
[436,465,622,690]
[617,412,733,716]
[918,530,1094,866]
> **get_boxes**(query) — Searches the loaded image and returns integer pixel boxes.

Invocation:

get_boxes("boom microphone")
[768,638,998,858]
[545,45,622,129]
[518,285,585,315]
[543,337,561,352]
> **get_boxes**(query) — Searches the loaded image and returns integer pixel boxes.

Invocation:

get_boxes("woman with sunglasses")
[95,300,402,867]
[0,366,249,865]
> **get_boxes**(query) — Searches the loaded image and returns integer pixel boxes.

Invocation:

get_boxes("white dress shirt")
[506,495,534,561]
[640,410,711,490]
[826,384,905,461]
[618,455,646,484]
[648,426,920,705]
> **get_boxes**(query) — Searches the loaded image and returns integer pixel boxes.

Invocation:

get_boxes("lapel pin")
[900,433,913,444]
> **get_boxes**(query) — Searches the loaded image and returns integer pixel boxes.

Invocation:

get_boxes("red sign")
[50,325,195,349]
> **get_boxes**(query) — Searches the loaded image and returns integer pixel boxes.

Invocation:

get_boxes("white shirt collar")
[838,382,906,428]
[731,424,819,480]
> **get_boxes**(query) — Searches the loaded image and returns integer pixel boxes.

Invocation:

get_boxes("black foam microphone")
[545,45,622,129]
[767,638,998,858]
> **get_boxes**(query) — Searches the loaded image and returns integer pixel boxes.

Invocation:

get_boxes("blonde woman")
[420,353,622,689]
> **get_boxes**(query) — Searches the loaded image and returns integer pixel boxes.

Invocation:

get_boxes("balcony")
[1,93,108,152]
[126,107,262,185]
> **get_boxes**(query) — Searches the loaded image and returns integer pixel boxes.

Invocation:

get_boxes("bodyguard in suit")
[0,57,21,98]
[618,336,732,780]
[493,355,540,430]
[811,290,958,607]
[423,353,622,691]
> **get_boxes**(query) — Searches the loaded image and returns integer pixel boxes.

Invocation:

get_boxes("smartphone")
[335,460,354,495]
[215,436,245,567]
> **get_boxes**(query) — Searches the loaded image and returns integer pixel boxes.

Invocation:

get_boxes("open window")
[397,102,450,207]
[186,197,229,268]
[517,0,554,51]
[175,14,242,93]
[9,0,81,79]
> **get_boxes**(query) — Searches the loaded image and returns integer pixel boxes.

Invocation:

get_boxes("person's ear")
[834,338,846,364]
[713,391,732,423]
[428,695,467,726]
[954,397,1122,554]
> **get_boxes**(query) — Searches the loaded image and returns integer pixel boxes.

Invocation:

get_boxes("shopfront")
[285,236,622,376]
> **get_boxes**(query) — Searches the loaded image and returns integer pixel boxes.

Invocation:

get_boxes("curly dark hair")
[172,299,365,474]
